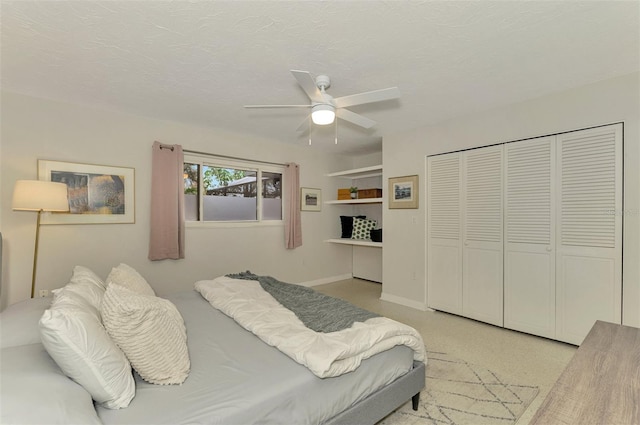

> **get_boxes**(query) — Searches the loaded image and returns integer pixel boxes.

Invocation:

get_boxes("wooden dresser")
[531,320,640,424]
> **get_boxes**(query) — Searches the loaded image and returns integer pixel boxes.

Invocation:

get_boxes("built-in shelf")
[325,238,383,248]
[326,164,384,283]
[325,198,383,205]
[326,164,383,179]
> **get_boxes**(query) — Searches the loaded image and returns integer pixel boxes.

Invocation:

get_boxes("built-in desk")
[530,320,640,425]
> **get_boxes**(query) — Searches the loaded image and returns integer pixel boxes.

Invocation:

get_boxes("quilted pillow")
[106,263,155,296]
[351,217,377,240]
[101,283,190,385]
[39,288,135,409]
[339,215,366,238]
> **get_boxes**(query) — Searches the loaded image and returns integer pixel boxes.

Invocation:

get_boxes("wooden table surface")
[530,320,640,424]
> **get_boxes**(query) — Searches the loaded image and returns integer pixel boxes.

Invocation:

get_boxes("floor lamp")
[12,180,69,298]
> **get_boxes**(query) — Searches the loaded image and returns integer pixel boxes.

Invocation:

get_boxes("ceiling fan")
[244,70,400,132]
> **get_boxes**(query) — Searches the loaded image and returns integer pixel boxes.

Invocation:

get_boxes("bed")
[1,265,425,425]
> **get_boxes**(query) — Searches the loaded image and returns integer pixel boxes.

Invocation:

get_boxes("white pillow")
[102,283,190,385]
[55,265,106,310]
[70,265,106,290]
[1,343,102,425]
[106,263,155,296]
[39,288,135,409]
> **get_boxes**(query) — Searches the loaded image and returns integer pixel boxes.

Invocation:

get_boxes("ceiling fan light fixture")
[311,104,335,125]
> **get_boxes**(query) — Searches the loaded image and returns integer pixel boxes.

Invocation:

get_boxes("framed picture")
[388,175,419,209]
[38,160,135,224]
[300,187,321,212]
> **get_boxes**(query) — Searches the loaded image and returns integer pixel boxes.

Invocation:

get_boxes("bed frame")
[326,361,424,424]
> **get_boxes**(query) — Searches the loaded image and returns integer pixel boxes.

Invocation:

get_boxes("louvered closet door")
[504,137,556,338]
[427,153,463,315]
[556,124,622,345]
[462,145,504,326]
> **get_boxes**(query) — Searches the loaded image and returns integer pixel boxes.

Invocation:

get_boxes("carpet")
[380,351,539,425]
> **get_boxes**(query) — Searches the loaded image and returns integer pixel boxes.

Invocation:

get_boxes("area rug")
[380,351,539,425]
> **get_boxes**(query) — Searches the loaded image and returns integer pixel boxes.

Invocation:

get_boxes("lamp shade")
[12,180,69,212]
[311,104,336,125]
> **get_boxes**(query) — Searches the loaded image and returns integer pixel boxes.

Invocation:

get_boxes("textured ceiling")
[2,1,639,155]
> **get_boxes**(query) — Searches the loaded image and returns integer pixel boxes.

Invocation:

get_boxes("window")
[184,154,283,223]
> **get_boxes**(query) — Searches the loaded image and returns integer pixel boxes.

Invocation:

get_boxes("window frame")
[184,153,284,228]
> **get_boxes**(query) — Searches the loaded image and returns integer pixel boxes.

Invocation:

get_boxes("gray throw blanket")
[226,271,379,333]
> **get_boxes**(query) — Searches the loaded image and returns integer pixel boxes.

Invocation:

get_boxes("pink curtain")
[148,141,185,260]
[284,162,302,249]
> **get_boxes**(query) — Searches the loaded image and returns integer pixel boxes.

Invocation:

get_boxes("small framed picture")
[38,160,135,224]
[388,175,418,209]
[300,187,322,212]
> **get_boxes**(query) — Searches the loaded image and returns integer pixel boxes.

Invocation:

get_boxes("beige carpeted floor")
[314,278,576,425]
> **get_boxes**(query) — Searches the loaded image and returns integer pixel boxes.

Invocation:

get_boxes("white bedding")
[195,276,426,378]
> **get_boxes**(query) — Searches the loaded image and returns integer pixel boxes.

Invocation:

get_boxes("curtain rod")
[158,144,286,167]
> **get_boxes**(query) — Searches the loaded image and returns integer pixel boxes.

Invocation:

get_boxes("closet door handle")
[546,246,552,252]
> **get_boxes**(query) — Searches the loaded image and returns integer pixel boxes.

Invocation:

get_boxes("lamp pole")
[30,209,44,298]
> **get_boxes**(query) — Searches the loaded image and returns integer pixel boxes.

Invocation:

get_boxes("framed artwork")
[388,175,419,209]
[38,160,135,224]
[300,187,322,212]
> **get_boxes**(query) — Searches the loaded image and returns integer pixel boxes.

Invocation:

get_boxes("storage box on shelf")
[358,188,382,199]
[337,189,352,200]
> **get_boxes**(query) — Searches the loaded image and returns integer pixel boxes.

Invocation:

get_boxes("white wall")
[382,72,640,327]
[0,92,357,309]
[352,151,383,169]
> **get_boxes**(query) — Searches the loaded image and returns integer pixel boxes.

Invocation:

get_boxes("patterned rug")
[380,351,539,425]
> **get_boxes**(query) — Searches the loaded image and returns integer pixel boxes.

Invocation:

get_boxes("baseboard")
[299,274,353,287]
[380,292,433,312]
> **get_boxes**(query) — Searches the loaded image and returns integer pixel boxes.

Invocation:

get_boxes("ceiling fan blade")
[336,108,377,129]
[333,87,400,108]
[290,70,323,103]
[244,104,312,109]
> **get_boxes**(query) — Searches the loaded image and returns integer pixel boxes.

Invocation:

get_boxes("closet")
[427,124,622,345]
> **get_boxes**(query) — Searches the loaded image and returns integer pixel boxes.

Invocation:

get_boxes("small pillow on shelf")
[370,228,383,242]
[351,218,377,240]
[339,215,366,238]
